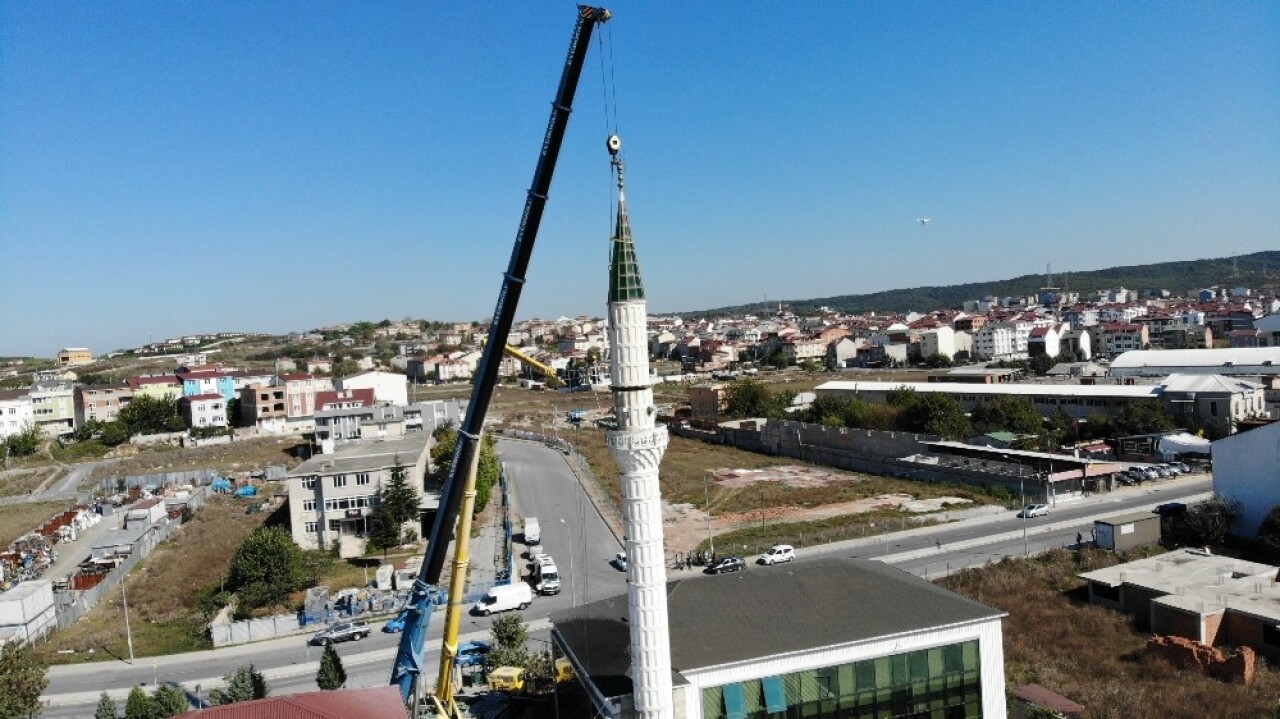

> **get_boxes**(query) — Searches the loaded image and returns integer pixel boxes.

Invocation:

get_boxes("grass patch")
[936,548,1280,719]
[0,469,54,498]
[88,436,307,484]
[39,493,274,663]
[563,425,1006,517]
[0,500,71,548]
[699,510,942,555]
[49,440,111,463]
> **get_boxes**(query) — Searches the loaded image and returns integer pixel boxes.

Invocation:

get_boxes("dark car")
[309,620,370,646]
[704,556,745,575]
[1153,502,1188,517]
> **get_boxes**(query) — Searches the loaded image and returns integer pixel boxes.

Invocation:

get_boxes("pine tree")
[95,692,119,719]
[123,686,156,719]
[316,644,347,690]
[368,458,419,552]
[151,684,189,717]
[0,640,49,719]
[207,664,268,705]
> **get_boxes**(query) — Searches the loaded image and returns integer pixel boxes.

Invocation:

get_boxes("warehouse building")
[552,557,1006,719]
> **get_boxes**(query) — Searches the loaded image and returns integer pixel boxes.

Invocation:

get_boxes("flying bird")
[917,218,932,226]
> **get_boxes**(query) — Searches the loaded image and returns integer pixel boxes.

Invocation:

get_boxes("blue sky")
[2,2,1277,357]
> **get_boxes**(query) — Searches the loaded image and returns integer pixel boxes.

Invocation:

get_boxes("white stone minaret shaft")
[603,135,673,719]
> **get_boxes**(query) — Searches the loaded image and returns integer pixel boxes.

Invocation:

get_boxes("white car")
[1018,504,1049,519]
[758,544,795,565]
[611,551,627,571]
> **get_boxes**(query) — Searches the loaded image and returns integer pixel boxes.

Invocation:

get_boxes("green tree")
[227,527,307,612]
[94,690,117,716]
[4,423,42,457]
[95,692,118,719]
[123,686,156,719]
[890,390,972,439]
[225,397,242,427]
[0,639,48,719]
[1254,504,1280,554]
[207,665,268,705]
[724,379,792,419]
[1028,352,1057,376]
[486,614,530,672]
[522,649,555,695]
[1111,399,1175,437]
[98,422,131,446]
[316,644,347,690]
[369,460,419,552]
[920,353,954,369]
[116,395,185,436]
[969,396,1044,436]
[151,685,188,717]
[1182,496,1242,548]
[430,430,500,516]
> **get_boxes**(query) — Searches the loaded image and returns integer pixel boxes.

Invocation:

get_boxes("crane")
[481,338,566,389]
[390,6,611,715]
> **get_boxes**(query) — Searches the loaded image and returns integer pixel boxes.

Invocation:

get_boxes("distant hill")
[689,250,1280,317]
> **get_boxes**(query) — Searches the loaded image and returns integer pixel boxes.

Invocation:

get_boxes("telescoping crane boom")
[390,5,611,714]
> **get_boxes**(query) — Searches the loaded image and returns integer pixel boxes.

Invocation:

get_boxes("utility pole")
[1020,474,1028,557]
[121,573,136,663]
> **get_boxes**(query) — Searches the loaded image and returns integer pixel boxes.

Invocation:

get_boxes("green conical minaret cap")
[609,190,646,303]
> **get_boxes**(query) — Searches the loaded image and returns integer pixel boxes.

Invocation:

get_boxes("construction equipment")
[389,6,611,715]
[503,343,564,388]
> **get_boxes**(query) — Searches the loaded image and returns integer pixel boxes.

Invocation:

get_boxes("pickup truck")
[309,620,371,646]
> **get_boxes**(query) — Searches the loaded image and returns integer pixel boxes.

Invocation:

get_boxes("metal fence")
[91,465,288,497]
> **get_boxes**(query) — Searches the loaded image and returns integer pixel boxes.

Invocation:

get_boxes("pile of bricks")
[1146,635,1256,684]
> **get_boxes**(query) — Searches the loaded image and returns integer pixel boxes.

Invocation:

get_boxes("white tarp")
[1158,432,1212,457]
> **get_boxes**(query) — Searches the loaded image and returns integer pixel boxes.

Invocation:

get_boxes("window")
[333,475,347,488]
[302,476,317,489]
[328,519,341,531]
[302,499,316,512]
[356,473,371,485]
[304,522,318,533]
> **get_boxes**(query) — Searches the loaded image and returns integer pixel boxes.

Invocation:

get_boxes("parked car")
[1153,502,1188,517]
[1018,504,1049,519]
[758,544,795,565]
[309,620,371,646]
[456,640,491,668]
[526,543,545,561]
[704,556,746,574]
[1174,461,1191,473]
[382,610,409,633]
[1153,465,1172,479]
[611,551,627,571]
[534,556,561,595]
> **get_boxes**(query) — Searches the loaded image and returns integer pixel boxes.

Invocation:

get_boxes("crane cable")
[596,23,621,260]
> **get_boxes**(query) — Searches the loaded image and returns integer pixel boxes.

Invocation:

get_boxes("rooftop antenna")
[1232,253,1241,279]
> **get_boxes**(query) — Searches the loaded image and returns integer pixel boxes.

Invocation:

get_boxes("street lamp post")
[703,474,715,556]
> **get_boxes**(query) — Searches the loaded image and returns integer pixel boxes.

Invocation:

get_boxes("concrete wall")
[1121,586,1166,631]
[1151,603,1201,643]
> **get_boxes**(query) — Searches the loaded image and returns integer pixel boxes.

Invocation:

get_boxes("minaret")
[604,134,674,719]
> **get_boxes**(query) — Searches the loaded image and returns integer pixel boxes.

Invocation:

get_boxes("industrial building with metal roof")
[1109,347,1280,377]
[552,557,1007,719]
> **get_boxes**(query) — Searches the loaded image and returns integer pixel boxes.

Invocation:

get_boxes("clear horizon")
[3,3,1277,356]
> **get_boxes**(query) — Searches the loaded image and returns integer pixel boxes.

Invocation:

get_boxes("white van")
[758,544,795,565]
[523,517,541,544]
[472,583,533,616]
[534,556,561,595]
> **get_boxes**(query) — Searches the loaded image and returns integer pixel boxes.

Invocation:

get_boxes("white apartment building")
[338,370,409,406]
[180,394,227,429]
[286,435,432,558]
[0,390,35,440]
[973,324,1019,360]
[920,326,957,359]
[29,383,75,436]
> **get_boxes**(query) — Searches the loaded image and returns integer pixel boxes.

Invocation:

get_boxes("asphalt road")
[38,443,1209,714]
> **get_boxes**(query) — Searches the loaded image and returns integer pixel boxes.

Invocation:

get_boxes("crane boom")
[390,6,611,710]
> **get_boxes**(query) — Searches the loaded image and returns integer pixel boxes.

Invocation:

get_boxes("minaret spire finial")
[607,134,644,303]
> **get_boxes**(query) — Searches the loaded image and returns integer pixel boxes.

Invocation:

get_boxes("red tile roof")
[184,393,225,401]
[127,376,181,389]
[314,388,375,411]
[177,686,408,719]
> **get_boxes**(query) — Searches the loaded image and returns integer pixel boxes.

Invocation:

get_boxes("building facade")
[29,383,76,436]
[1212,421,1280,538]
[74,384,134,426]
[338,370,409,407]
[0,390,35,440]
[56,348,92,367]
[285,435,432,557]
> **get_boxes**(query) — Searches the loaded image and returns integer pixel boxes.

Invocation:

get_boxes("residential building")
[553,557,1006,719]
[28,383,76,436]
[920,326,957,360]
[781,337,827,365]
[1079,548,1280,663]
[286,435,432,557]
[404,399,466,434]
[1158,375,1267,434]
[1026,326,1060,358]
[240,383,288,429]
[180,394,227,429]
[175,352,208,367]
[126,375,183,402]
[689,383,729,421]
[74,384,134,426]
[0,390,35,440]
[56,348,92,367]
[338,370,409,406]
[177,369,236,402]
[1098,323,1149,358]
[315,388,375,412]
[1213,421,1280,538]
[280,374,335,418]
[827,337,862,368]
[1058,328,1092,360]
[315,403,405,444]
[1253,315,1280,347]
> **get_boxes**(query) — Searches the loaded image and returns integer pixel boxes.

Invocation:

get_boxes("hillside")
[690,250,1280,317]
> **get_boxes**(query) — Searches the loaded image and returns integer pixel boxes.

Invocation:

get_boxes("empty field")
[88,436,307,484]
[0,500,71,548]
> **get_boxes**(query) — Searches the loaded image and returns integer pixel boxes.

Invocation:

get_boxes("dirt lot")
[39,493,278,663]
[937,549,1280,719]
[87,436,307,485]
[0,500,73,549]
[0,468,57,498]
